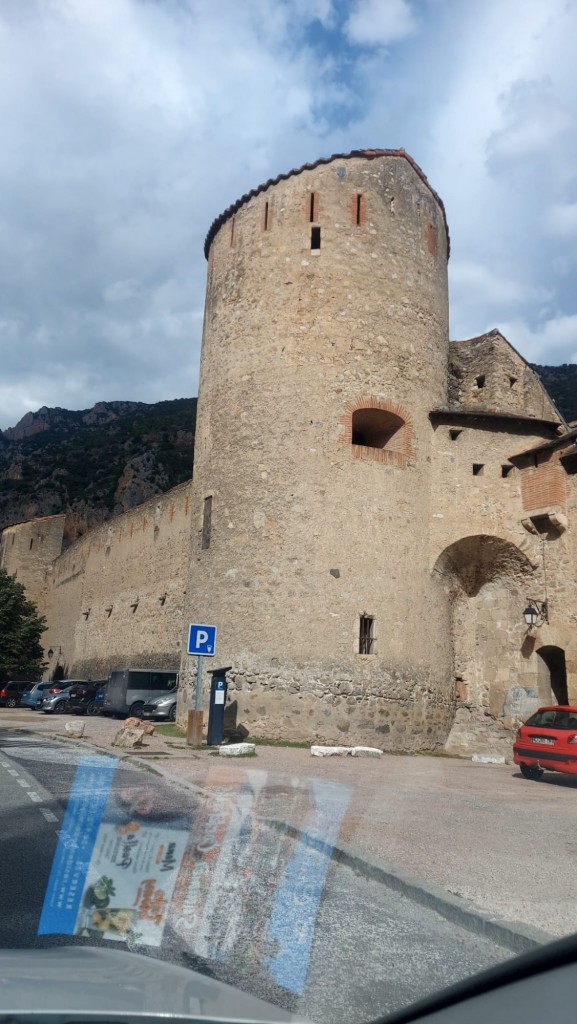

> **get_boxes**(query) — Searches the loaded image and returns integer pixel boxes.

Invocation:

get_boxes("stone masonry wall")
[43,482,191,680]
[431,416,577,755]
[448,331,560,421]
[0,514,65,619]
[179,151,455,749]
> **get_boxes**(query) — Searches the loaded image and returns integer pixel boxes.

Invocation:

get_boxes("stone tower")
[181,149,454,749]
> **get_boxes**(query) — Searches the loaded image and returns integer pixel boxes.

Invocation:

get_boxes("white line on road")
[40,808,58,822]
[17,779,30,788]
[6,768,19,776]
[27,791,42,803]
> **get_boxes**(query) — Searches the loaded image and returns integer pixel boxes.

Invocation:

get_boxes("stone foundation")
[179,658,454,751]
[445,703,517,759]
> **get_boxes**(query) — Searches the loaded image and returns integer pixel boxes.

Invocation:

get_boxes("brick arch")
[338,395,416,467]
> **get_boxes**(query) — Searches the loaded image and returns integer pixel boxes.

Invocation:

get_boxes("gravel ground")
[2,710,576,940]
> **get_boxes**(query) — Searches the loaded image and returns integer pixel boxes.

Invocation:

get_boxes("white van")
[103,668,178,718]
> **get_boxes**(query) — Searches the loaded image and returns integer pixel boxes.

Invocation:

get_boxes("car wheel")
[129,702,144,719]
[55,701,69,715]
[169,703,177,722]
[520,763,543,781]
[86,702,98,716]
[6,698,17,708]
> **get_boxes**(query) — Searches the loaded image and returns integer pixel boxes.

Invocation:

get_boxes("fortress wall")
[43,482,192,680]
[431,420,577,754]
[0,514,65,619]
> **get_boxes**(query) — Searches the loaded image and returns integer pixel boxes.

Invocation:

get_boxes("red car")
[513,705,577,780]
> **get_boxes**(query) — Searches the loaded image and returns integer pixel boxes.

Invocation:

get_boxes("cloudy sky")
[1,0,576,430]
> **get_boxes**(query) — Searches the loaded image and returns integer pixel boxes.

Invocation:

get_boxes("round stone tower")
[182,149,453,749]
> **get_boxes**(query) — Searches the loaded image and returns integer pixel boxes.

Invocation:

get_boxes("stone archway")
[433,535,539,754]
[537,646,568,706]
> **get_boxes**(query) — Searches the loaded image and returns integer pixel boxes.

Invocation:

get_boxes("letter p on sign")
[187,623,217,656]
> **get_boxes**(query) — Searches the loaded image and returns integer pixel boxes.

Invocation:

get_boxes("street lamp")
[523,599,548,629]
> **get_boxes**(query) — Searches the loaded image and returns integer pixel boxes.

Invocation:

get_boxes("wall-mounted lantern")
[523,599,548,629]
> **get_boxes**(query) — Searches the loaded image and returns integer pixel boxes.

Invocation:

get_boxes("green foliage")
[0,398,197,534]
[0,567,47,679]
[533,364,577,423]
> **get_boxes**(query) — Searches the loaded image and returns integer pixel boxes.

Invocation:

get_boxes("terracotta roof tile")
[203,148,449,258]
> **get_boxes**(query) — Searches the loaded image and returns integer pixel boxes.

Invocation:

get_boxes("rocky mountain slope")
[534,364,577,423]
[0,399,196,545]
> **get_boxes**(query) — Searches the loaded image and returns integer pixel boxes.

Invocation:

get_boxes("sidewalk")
[2,710,576,942]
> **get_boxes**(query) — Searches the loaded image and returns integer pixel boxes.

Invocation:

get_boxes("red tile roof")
[203,148,449,258]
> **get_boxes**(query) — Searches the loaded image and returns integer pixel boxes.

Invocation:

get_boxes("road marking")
[40,808,58,822]
[27,791,42,802]
[0,744,82,765]
[17,778,30,788]
[6,768,19,776]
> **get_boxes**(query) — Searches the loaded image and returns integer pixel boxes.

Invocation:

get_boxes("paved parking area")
[1,708,576,939]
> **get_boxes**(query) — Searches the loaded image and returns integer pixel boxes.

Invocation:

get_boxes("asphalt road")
[0,732,513,1023]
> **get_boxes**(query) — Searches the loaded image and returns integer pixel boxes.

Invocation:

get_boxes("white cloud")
[450,261,548,311]
[344,0,416,46]
[0,0,576,431]
[497,315,577,364]
[543,202,577,237]
[487,78,572,166]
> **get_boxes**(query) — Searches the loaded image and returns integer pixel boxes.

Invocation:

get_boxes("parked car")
[93,682,108,714]
[67,680,107,716]
[38,685,78,714]
[20,682,65,710]
[514,705,577,779]
[0,681,38,708]
[104,668,178,718]
[141,690,178,722]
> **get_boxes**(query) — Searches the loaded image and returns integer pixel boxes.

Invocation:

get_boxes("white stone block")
[471,753,506,764]
[218,742,256,757]
[65,720,85,738]
[351,746,383,757]
[310,745,351,757]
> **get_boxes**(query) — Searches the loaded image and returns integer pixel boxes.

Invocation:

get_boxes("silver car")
[140,691,178,722]
[38,685,74,714]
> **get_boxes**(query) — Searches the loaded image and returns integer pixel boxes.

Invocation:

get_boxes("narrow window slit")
[264,202,269,231]
[230,218,235,247]
[356,193,363,225]
[202,496,212,550]
[475,375,485,389]
[311,226,321,250]
[309,192,317,223]
[359,615,374,655]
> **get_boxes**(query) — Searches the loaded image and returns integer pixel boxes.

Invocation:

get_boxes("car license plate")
[531,736,554,745]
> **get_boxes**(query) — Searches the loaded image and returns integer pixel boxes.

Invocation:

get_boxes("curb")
[266,820,553,956]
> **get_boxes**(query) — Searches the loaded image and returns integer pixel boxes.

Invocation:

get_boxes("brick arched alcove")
[338,395,416,467]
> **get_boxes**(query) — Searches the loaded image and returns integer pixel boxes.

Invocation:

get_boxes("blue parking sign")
[187,623,217,656]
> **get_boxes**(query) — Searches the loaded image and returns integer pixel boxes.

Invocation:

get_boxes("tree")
[0,567,47,680]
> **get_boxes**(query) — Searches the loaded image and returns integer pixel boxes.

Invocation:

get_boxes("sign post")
[186,624,217,746]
